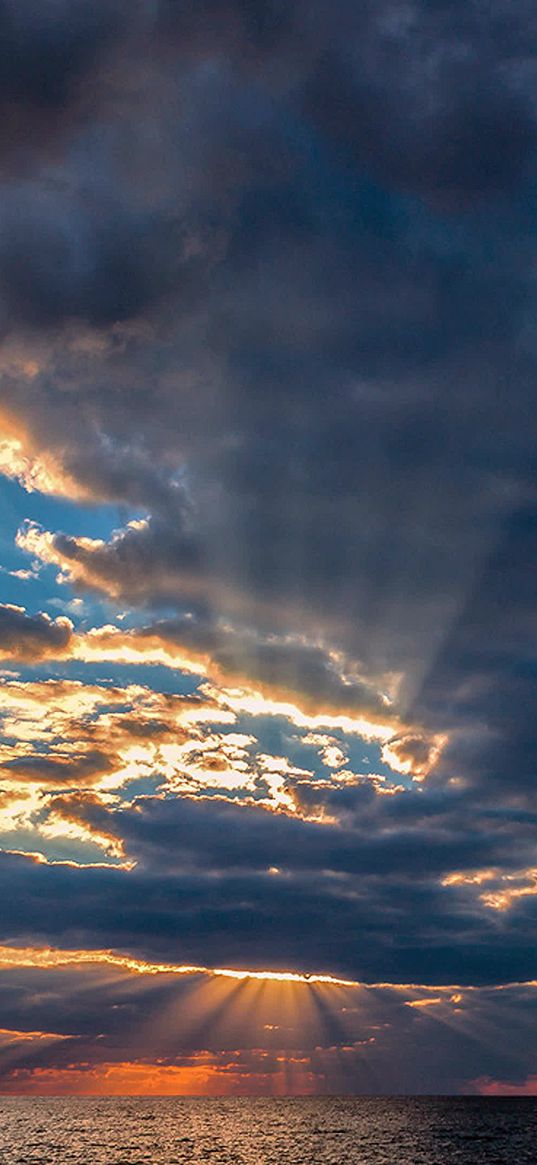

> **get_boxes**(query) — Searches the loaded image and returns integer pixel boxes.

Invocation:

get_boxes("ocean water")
[0,1096,535,1164]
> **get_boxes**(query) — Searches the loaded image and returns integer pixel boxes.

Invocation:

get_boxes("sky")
[0,0,535,1097]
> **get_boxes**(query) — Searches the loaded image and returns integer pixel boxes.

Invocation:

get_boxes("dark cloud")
[1,790,535,987]
[0,181,212,330]
[0,0,124,110]
[156,0,297,60]
[0,603,72,660]
[0,750,117,787]
[0,0,128,172]
[304,40,537,207]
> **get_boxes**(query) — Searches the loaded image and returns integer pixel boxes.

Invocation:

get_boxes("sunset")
[0,0,536,1160]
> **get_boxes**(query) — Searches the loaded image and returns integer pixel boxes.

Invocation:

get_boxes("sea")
[0,1096,535,1164]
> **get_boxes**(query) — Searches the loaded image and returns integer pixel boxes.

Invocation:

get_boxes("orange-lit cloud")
[443,866,537,911]
[201,682,397,742]
[475,1075,537,1096]
[0,942,536,996]
[380,732,447,780]
[0,410,88,500]
[0,659,426,859]
[0,676,228,788]
[0,605,446,798]
[0,943,360,986]
[0,1051,322,1097]
[0,1027,74,1046]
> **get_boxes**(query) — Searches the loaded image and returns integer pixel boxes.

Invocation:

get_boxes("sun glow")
[0,944,359,987]
[1,944,537,994]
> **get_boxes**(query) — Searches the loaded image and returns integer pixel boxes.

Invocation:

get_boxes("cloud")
[1,777,535,989]
[0,601,413,741]
[0,603,72,660]
[78,617,396,722]
[0,675,229,812]
[443,865,537,913]
[475,1075,537,1097]
[381,733,446,780]
[0,180,210,331]
[16,518,206,604]
[303,11,537,206]
[0,0,127,169]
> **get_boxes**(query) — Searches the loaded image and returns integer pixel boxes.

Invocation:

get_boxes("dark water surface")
[0,1097,535,1164]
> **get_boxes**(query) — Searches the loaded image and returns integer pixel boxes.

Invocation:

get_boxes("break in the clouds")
[0,0,536,1095]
